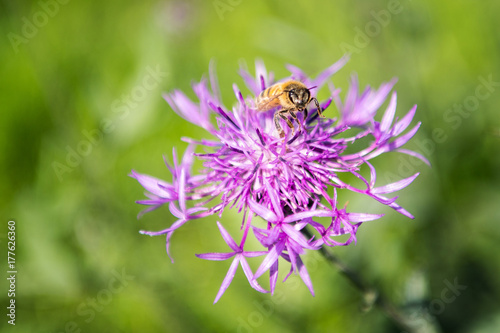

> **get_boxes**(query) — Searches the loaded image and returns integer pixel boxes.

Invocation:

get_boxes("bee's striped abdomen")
[256,83,283,112]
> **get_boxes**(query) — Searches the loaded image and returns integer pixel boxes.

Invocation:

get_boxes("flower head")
[131,56,428,303]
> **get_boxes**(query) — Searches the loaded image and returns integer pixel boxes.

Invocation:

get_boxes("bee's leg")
[274,110,285,138]
[303,107,308,123]
[312,98,325,118]
[275,109,294,138]
[289,111,301,132]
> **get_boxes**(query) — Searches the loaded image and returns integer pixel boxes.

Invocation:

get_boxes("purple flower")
[131,56,428,303]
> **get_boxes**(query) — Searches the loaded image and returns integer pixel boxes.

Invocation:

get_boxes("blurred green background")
[1,0,500,332]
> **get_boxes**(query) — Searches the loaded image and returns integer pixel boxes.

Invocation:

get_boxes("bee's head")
[288,88,310,109]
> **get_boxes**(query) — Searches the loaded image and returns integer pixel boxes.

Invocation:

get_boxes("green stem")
[302,228,440,333]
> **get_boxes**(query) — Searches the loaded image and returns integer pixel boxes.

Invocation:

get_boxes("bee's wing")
[256,93,283,112]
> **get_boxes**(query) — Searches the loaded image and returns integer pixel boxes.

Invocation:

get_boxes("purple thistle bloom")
[131,56,428,303]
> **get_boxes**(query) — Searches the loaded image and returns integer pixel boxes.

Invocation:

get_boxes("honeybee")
[256,80,324,138]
